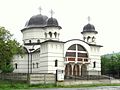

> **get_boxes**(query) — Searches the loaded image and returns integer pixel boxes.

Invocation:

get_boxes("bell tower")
[81,17,98,44]
[45,9,62,41]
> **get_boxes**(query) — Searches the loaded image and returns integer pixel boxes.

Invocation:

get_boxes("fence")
[29,73,56,84]
[0,73,28,82]
[64,71,115,80]
[0,73,56,85]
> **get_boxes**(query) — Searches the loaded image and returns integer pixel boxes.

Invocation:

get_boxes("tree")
[0,26,23,73]
[101,53,120,78]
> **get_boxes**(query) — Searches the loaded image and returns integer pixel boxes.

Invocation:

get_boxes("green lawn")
[0,79,120,90]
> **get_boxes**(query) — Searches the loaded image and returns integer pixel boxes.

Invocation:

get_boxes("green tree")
[0,26,23,73]
[101,53,120,78]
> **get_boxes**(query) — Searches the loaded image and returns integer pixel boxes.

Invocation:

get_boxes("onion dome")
[25,14,48,28]
[47,17,58,26]
[46,17,62,29]
[81,23,98,34]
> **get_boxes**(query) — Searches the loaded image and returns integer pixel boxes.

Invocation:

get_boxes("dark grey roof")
[25,14,48,28]
[81,23,98,34]
[21,14,62,32]
[47,17,58,26]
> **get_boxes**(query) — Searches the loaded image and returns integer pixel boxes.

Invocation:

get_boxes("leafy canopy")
[0,26,23,73]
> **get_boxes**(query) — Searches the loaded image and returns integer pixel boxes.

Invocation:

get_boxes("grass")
[0,79,120,90]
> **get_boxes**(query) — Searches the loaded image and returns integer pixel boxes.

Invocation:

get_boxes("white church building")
[13,9,103,78]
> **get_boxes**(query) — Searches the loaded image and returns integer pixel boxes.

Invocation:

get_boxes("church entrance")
[65,64,72,76]
[81,64,87,76]
[65,44,89,77]
[73,64,79,76]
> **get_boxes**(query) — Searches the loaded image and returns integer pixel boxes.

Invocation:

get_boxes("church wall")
[13,51,41,73]
[13,54,28,73]
[39,43,49,73]
[47,42,64,74]
[22,28,45,43]
[87,46,101,75]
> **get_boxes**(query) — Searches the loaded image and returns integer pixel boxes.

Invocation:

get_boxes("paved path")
[32,86,120,90]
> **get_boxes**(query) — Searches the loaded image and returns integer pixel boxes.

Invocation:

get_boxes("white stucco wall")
[22,28,45,43]
[13,52,40,73]
[40,41,64,74]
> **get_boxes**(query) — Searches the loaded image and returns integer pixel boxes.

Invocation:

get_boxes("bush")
[1,64,14,73]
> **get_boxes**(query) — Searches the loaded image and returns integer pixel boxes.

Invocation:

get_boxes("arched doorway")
[65,64,72,76]
[81,64,87,76]
[73,64,80,76]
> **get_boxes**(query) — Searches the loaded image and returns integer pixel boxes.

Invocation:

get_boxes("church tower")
[81,17,98,44]
[45,9,61,41]
[21,8,61,50]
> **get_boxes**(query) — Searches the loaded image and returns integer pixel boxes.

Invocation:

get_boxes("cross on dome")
[88,16,91,23]
[50,9,54,17]
[39,6,42,14]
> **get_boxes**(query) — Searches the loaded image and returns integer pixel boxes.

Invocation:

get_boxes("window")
[54,32,57,38]
[78,53,88,57]
[49,32,52,38]
[15,63,17,69]
[87,36,91,42]
[66,44,88,62]
[29,40,31,43]
[92,36,95,42]
[66,52,76,57]
[77,44,86,51]
[36,63,39,68]
[93,61,96,68]
[55,60,58,67]
[68,44,76,50]
[37,39,40,43]
[45,32,47,38]
[33,63,35,68]
[83,37,86,40]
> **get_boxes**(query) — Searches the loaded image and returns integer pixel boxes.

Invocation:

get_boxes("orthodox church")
[13,9,102,78]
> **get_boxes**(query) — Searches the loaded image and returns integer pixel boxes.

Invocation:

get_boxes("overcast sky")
[0,0,120,54]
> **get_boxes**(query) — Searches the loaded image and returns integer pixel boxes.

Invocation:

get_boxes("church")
[13,9,103,78]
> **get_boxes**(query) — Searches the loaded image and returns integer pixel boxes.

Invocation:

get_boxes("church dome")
[25,14,48,28]
[81,23,98,34]
[47,17,58,26]
[46,17,62,29]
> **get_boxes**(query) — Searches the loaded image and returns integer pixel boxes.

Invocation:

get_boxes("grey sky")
[0,0,120,54]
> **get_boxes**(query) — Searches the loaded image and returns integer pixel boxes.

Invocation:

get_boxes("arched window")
[92,36,95,42]
[36,63,39,68]
[87,36,91,42]
[37,39,40,43]
[83,37,86,41]
[45,32,47,38]
[33,63,35,68]
[49,32,52,38]
[15,63,17,69]
[54,32,57,38]
[93,61,96,68]
[29,40,31,43]
[66,44,88,62]
[55,60,58,67]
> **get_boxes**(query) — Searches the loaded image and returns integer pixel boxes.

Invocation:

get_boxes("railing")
[65,57,90,63]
